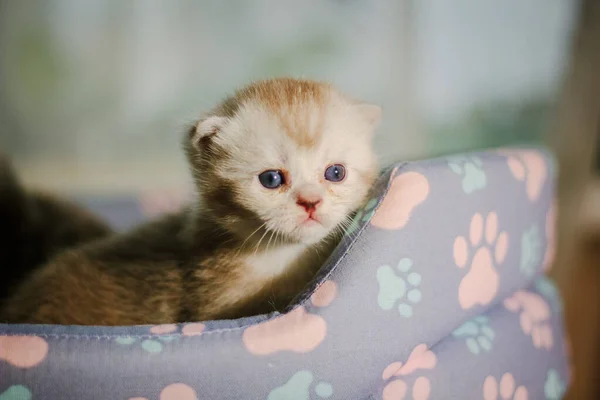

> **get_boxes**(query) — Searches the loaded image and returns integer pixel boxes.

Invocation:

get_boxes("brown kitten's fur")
[0,153,112,307]
[2,78,380,325]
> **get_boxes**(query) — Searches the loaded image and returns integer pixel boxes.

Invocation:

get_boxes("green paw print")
[268,370,333,400]
[377,258,422,318]
[0,386,32,400]
[544,368,566,400]
[521,225,542,278]
[346,198,378,236]
[452,316,495,355]
[535,277,563,313]
[447,156,487,194]
[114,335,176,354]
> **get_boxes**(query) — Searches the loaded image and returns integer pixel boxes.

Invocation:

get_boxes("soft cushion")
[0,147,569,400]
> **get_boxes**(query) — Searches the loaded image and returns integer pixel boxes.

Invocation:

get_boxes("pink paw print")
[381,344,437,400]
[382,377,431,400]
[0,336,48,368]
[129,383,197,400]
[543,202,556,272]
[453,212,508,309]
[504,291,554,350]
[501,149,548,202]
[242,280,336,356]
[483,373,528,400]
[371,171,430,230]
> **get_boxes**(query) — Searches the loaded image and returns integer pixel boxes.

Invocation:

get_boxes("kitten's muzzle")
[296,193,323,224]
[296,195,322,213]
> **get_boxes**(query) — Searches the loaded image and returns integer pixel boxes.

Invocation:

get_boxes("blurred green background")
[0,0,577,195]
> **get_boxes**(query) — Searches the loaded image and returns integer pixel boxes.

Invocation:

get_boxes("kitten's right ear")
[190,115,227,150]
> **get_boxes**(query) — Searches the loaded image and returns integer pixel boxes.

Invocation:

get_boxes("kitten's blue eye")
[324,164,346,182]
[258,170,285,189]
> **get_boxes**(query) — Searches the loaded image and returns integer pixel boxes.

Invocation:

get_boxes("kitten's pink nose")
[296,194,322,213]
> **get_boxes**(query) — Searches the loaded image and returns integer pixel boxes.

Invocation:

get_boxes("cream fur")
[211,86,379,245]
[192,79,381,304]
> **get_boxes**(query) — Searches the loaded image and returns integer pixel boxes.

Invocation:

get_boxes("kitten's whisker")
[237,223,266,256]
[254,229,270,256]
[314,243,322,259]
[266,230,276,253]
[334,226,347,240]
[272,230,280,250]
[336,217,359,240]
[240,222,267,249]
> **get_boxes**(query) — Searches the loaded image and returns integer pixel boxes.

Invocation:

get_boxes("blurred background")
[0,0,578,196]
[3,3,600,398]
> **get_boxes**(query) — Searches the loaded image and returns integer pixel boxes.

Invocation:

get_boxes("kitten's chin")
[291,224,334,246]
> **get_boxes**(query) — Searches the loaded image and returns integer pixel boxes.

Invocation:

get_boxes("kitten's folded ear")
[189,115,228,150]
[355,103,382,130]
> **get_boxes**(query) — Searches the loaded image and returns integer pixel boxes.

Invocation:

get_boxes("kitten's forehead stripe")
[215,78,330,148]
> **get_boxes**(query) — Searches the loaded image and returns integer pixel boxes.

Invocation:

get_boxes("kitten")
[0,153,112,307]
[2,78,380,325]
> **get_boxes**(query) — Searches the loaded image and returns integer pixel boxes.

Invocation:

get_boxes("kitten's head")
[185,78,380,245]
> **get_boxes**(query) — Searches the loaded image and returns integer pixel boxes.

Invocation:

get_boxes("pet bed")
[0,147,570,400]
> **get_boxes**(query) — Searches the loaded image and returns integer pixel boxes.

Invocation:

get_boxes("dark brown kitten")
[2,78,380,325]
[0,153,112,307]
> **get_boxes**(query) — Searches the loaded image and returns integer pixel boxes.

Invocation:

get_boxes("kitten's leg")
[0,153,113,305]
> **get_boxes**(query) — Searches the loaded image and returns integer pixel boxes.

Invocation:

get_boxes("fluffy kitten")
[0,153,112,307]
[2,78,380,325]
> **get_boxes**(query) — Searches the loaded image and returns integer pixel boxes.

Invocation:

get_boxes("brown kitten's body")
[2,78,379,325]
[0,154,112,308]
[3,209,331,324]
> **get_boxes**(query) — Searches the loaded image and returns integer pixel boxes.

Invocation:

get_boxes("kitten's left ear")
[190,115,227,150]
[356,103,382,130]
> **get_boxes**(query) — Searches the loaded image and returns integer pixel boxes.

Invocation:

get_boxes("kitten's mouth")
[300,214,321,226]
[292,214,331,244]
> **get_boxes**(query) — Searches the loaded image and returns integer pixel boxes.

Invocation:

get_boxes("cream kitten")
[2,78,380,325]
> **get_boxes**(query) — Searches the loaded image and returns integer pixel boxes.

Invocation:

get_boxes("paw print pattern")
[267,370,333,400]
[377,258,422,317]
[382,344,437,379]
[129,383,198,400]
[346,198,379,235]
[243,307,327,355]
[520,225,542,278]
[115,335,172,354]
[502,149,548,202]
[370,171,430,230]
[534,277,562,313]
[453,212,508,309]
[504,291,553,350]
[115,323,206,354]
[543,202,556,271]
[242,281,336,356]
[544,369,566,400]
[0,336,48,368]
[381,344,437,400]
[447,156,487,194]
[311,280,338,308]
[452,316,495,355]
[382,377,431,400]
[0,385,32,400]
[483,373,528,400]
